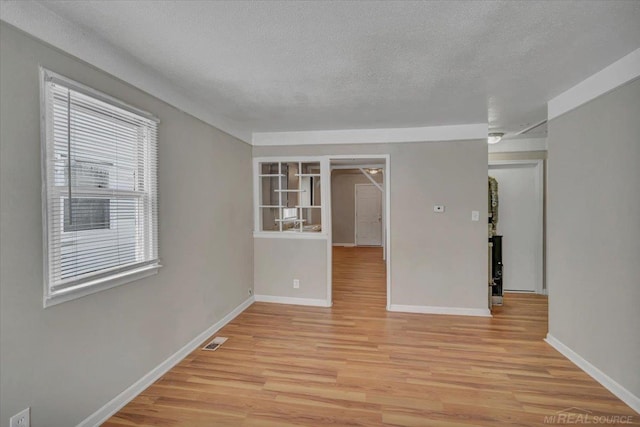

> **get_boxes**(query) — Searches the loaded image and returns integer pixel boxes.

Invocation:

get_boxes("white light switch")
[433,205,445,213]
[471,210,480,221]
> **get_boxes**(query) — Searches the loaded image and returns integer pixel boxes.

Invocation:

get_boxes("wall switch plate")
[471,210,480,221]
[293,279,300,289]
[433,205,445,213]
[10,408,30,427]
[248,288,253,296]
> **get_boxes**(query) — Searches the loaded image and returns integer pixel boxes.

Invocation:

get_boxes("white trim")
[253,231,328,240]
[253,157,261,232]
[42,67,159,122]
[44,265,160,308]
[332,243,355,247]
[545,333,640,414]
[548,48,640,121]
[488,159,545,295]
[332,164,385,170]
[39,66,52,306]
[253,295,332,307]
[488,137,547,154]
[321,158,333,305]
[252,124,488,146]
[389,304,492,317]
[384,160,389,266]
[77,296,255,427]
[0,0,251,143]
[488,159,544,166]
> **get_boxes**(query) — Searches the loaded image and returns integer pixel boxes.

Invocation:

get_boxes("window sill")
[253,231,328,240]
[43,263,161,308]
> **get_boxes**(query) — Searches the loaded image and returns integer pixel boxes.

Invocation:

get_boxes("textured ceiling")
[36,0,640,139]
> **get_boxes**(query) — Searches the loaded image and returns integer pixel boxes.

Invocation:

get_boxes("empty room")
[1,1,639,426]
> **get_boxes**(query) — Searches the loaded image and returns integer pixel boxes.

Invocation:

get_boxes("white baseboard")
[388,304,492,317]
[254,294,331,307]
[332,243,355,247]
[77,296,255,427]
[545,333,640,414]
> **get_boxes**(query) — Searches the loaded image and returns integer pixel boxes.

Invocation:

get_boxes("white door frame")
[354,183,382,246]
[326,154,391,309]
[488,159,544,294]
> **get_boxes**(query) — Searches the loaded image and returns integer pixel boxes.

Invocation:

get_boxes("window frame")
[40,68,161,307]
[253,156,329,239]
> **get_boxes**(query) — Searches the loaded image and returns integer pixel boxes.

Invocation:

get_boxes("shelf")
[256,159,324,234]
[274,218,308,223]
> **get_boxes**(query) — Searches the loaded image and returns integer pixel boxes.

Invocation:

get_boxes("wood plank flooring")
[104,246,638,426]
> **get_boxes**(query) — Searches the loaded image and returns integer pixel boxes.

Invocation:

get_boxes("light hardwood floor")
[104,246,638,426]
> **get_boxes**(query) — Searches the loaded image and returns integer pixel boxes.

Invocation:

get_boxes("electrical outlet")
[293,279,300,289]
[471,210,480,221]
[10,407,30,427]
[433,205,445,213]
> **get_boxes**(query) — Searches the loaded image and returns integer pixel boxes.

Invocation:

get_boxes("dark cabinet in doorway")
[490,235,503,305]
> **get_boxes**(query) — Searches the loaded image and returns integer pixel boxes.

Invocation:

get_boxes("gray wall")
[547,78,640,398]
[331,170,383,245]
[254,238,327,300]
[0,24,253,427]
[253,141,488,310]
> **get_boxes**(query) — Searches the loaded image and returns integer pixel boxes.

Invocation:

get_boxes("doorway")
[327,155,390,308]
[489,160,544,294]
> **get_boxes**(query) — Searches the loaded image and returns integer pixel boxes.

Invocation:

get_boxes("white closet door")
[355,184,382,246]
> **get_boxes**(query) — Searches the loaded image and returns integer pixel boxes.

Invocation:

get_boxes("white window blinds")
[42,69,159,304]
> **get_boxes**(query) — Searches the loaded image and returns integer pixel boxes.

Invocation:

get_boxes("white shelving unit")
[258,161,322,232]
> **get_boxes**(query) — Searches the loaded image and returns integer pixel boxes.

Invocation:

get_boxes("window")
[256,160,323,233]
[63,198,110,232]
[41,68,160,306]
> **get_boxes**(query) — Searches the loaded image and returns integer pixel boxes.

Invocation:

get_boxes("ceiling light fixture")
[487,132,504,144]
[367,168,381,175]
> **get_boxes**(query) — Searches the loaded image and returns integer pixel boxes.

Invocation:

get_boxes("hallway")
[332,246,386,310]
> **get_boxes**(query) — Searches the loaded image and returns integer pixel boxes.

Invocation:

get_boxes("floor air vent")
[202,336,228,351]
